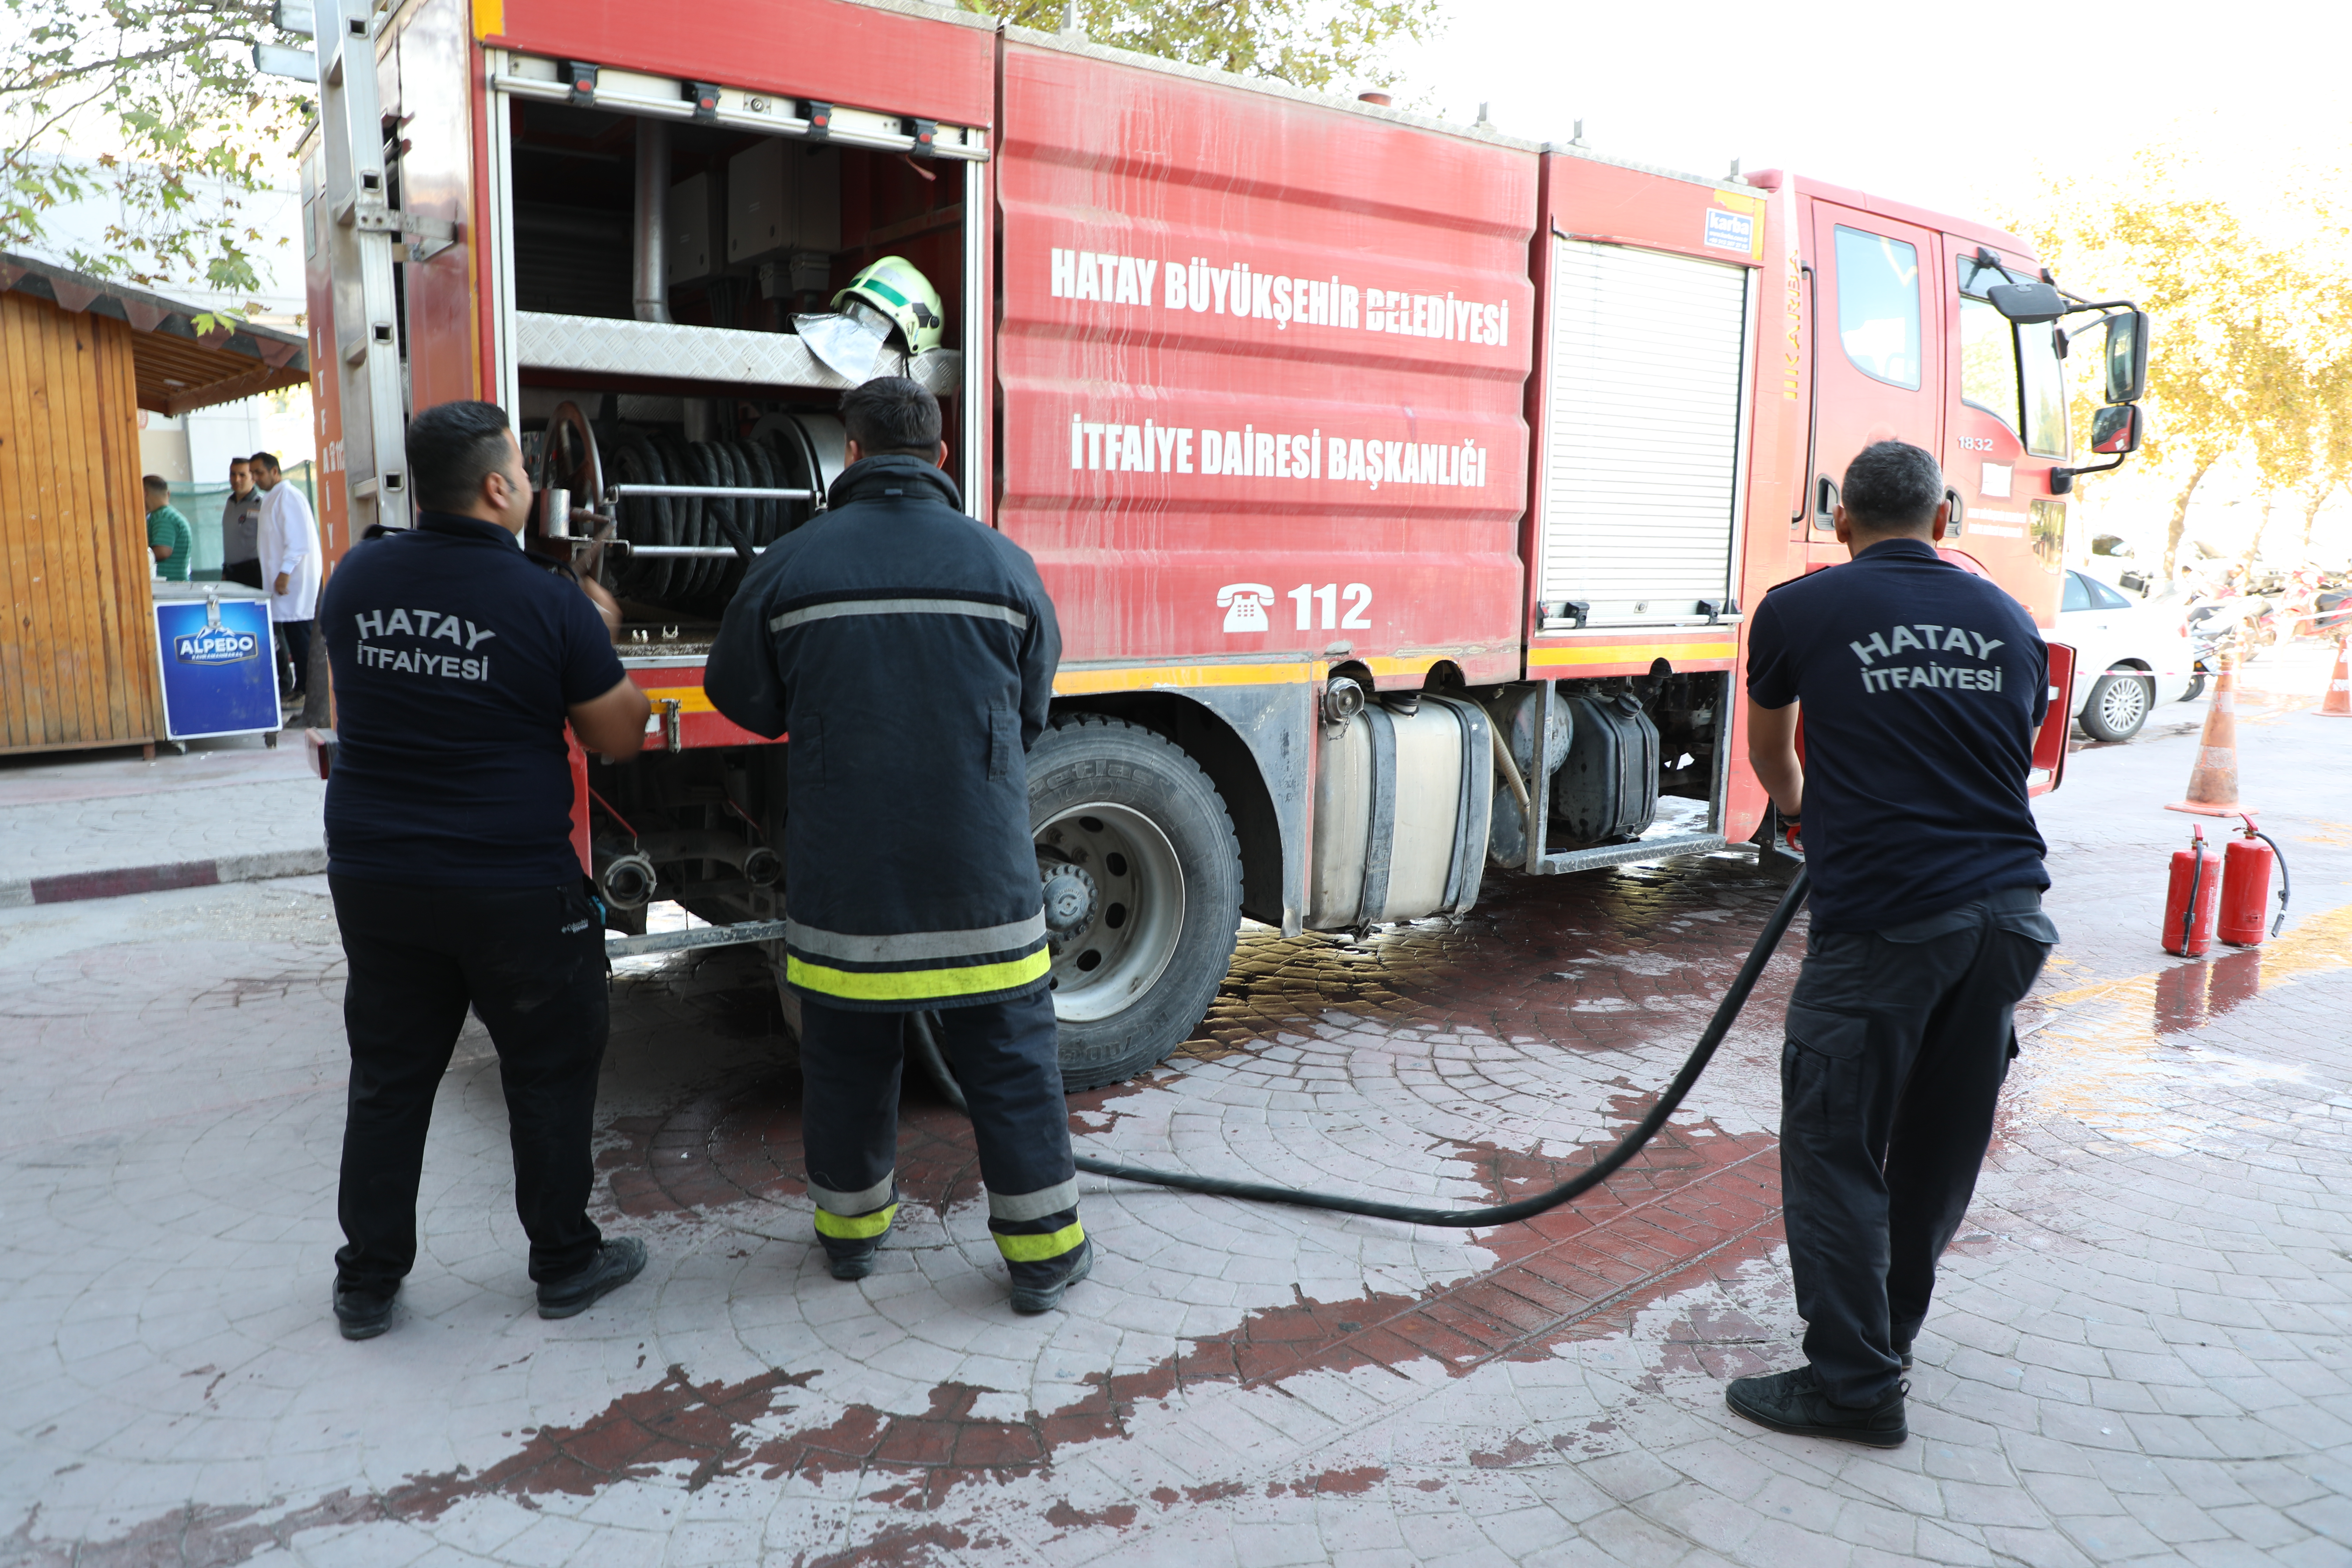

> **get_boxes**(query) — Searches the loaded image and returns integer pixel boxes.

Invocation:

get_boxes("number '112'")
[1289,583,1372,630]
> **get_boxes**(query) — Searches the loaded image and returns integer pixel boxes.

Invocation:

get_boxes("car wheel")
[2182,672,2207,702]
[1028,715,1242,1091]
[2078,671,2153,742]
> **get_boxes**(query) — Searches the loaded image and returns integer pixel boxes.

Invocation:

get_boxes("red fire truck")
[296,0,2141,1086]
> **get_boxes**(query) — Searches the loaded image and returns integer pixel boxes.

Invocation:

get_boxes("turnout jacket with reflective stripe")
[707,456,1060,1011]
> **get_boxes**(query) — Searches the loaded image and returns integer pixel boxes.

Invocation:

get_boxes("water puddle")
[2012,902,2352,1154]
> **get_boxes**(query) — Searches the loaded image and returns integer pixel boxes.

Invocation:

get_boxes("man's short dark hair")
[406,400,514,513]
[229,456,251,469]
[841,377,942,456]
[142,474,168,495]
[1841,441,1945,533]
[249,451,280,473]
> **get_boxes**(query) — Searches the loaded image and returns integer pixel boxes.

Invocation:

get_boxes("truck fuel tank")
[1306,696,1492,930]
[1552,693,1659,846]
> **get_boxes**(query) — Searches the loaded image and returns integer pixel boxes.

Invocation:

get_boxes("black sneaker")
[1009,1238,1093,1315]
[1726,1364,1907,1447]
[536,1237,647,1320]
[333,1285,396,1341]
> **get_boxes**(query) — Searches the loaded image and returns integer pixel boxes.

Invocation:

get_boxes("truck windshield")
[1836,226,1921,388]
[1959,294,2021,435]
[1958,255,2069,458]
[2019,318,2069,458]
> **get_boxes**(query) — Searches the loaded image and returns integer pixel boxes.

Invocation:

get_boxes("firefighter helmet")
[833,256,945,356]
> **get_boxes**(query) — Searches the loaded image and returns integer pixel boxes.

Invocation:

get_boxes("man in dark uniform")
[1729,440,2060,1446]
[319,399,653,1340]
[220,456,265,589]
[707,377,1088,1314]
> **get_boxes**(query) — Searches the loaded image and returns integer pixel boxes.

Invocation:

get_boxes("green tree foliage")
[964,0,1439,92]
[2,0,308,311]
[2014,149,2352,582]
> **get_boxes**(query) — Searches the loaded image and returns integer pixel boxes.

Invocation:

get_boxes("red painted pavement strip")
[27,859,222,903]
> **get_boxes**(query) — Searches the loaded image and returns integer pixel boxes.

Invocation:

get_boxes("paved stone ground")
[0,737,325,902]
[3,683,2350,1566]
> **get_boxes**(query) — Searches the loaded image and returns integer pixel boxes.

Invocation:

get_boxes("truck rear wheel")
[1029,715,1241,1091]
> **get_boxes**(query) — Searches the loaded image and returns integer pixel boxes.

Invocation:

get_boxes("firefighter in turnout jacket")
[706,378,1088,1312]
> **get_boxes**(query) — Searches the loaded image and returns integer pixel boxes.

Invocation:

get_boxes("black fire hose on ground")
[908,866,1809,1228]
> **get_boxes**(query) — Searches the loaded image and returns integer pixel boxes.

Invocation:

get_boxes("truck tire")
[2078,670,2153,742]
[1029,715,1241,1091]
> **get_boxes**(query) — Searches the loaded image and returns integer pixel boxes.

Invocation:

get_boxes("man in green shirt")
[144,475,193,582]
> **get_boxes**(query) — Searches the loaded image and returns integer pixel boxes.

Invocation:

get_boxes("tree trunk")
[2302,489,2327,555]
[2240,494,2274,581]
[2162,461,2211,583]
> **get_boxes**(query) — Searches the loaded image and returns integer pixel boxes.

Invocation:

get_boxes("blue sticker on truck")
[1704,209,1754,253]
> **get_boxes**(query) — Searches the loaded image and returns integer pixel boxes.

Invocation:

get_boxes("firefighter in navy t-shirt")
[1728,440,2061,1447]
[317,400,653,1341]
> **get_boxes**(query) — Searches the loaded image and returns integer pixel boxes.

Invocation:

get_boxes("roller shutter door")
[1540,240,1750,625]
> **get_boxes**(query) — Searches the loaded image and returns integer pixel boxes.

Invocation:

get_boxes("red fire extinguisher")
[2218,813,2291,947]
[2163,824,2222,956]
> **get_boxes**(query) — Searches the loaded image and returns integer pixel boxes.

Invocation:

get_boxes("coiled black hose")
[910,865,1809,1228]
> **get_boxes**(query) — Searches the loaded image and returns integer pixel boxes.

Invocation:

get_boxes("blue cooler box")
[152,583,282,740]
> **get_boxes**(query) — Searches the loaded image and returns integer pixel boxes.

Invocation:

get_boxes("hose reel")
[530,400,849,615]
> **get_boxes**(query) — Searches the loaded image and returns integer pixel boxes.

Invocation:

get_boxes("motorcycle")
[2300,585,2351,639]
[2181,596,2279,699]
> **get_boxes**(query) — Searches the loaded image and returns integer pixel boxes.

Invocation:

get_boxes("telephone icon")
[1217,583,1276,634]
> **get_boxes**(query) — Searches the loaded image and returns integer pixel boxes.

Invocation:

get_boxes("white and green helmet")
[834,256,945,356]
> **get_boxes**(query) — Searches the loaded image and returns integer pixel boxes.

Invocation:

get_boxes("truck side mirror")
[1987,280,2065,323]
[2090,402,2141,455]
[2102,310,2150,405]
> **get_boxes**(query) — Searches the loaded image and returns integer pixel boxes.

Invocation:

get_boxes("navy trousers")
[330,877,610,1294]
[796,989,1083,1270]
[1779,887,2057,1405]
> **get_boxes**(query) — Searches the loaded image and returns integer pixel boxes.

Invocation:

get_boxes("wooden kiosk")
[0,253,309,757]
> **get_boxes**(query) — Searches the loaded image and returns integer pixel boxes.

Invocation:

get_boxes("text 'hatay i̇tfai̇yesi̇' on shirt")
[1745,537,2050,934]
[319,511,624,887]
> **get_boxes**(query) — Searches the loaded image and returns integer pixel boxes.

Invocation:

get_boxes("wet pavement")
[4,701,2351,1567]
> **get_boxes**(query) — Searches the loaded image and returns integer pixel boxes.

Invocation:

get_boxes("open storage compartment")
[490,54,983,637]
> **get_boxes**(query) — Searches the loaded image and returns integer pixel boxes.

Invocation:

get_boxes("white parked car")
[2056,568,2196,741]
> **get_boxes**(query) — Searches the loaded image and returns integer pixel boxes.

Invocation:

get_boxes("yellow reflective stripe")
[1526,640,1739,669]
[786,947,1050,1002]
[813,1202,898,1240]
[1054,660,1324,695]
[636,685,718,713]
[994,1220,1085,1262]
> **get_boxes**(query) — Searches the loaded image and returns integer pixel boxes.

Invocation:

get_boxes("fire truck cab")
[299,0,2136,1087]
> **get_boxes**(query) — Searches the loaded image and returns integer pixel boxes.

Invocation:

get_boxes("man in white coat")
[254,452,322,700]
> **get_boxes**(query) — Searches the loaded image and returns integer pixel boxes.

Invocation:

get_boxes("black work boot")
[821,1235,883,1281]
[816,1196,899,1280]
[333,1284,397,1341]
[1726,1364,1907,1447]
[537,1237,648,1320]
[1008,1237,1093,1314]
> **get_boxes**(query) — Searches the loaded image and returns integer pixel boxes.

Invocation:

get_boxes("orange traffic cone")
[2323,636,2351,718]
[2168,651,2253,816]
